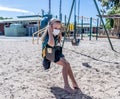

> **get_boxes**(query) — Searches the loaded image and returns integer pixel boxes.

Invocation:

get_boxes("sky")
[0,0,102,22]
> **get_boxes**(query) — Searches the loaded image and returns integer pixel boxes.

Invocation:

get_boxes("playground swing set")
[62,0,115,51]
[65,16,99,42]
[33,0,115,51]
[78,16,99,40]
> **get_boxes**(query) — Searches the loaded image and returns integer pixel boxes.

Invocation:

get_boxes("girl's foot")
[74,87,79,89]
[73,85,80,93]
[64,86,75,94]
[73,83,79,89]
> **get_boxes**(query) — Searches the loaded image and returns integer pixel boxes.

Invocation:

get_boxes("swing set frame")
[62,0,115,51]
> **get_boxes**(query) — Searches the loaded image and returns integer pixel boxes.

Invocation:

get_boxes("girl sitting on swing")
[42,18,79,94]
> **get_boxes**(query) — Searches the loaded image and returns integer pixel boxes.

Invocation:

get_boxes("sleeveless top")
[42,32,60,50]
[42,31,64,62]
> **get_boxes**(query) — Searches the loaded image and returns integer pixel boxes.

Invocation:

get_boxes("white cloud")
[0,6,34,14]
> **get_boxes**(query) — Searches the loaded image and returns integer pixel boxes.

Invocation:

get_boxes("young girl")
[42,18,79,94]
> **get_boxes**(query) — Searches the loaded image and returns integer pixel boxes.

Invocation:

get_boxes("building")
[0,14,52,36]
[0,23,4,35]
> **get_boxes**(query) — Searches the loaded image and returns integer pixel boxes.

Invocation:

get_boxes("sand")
[0,36,120,99]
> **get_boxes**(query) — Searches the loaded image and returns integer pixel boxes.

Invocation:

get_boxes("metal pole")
[56,15,58,18]
[96,18,99,40]
[65,15,67,26]
[59,0,62,21]
[78,0,80,36]
[93,0,114,51]
[62,0,75,48]
[37,13,40,33]
[89,17,92,40]
[78,0,80,24]
[74,15,77,40]
[74,0,76,40]
[81,16,83,40]
[49,0,51,15]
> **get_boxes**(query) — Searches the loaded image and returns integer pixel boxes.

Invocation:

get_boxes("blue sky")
[0,0,102,21]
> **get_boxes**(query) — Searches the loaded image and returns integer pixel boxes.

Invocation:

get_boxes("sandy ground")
[0,36,120,99]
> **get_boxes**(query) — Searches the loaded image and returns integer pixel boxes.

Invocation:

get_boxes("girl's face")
[51,22,61,36]
[52,22,61,30]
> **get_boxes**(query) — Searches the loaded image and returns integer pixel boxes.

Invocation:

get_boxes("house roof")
[0,15,41,23]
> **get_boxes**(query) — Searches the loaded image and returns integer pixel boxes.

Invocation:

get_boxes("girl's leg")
[56,58,74,93]
[60,58,79,89]
[56,59,69,86]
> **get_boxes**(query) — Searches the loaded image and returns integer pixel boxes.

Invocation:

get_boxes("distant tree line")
[98,0,120,30]
[0,17,13,20]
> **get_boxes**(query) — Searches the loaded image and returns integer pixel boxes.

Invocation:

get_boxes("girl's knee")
[59,59,71,68]
[66,62,70,67]
[64,60,70,67]
[62,62,70,69]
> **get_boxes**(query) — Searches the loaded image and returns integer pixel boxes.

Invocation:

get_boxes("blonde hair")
[41,18,61,41]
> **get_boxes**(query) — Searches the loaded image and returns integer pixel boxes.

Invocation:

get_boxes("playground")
[0,37,120,99]
[0,0,120,99]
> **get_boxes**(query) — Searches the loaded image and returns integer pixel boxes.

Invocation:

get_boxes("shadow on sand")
[51,87,93,99]
[68,49,120,65]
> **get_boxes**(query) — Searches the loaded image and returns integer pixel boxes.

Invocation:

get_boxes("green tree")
[98,0,120,9]
[0,17,4,20]
[0,17,12,20]
[98,0,120,32]
[106,18,114,29]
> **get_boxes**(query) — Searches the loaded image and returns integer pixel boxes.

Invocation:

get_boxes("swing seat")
[71,39,80,46]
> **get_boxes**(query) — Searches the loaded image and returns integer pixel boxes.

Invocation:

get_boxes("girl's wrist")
[48,32,53,37]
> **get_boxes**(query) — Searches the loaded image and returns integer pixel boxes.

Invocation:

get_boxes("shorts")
[42,54,64,70]
[54,53,64,63]
[54,46,64,63]
[42,58,51,70]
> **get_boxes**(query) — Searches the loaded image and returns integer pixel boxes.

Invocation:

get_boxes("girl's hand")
[48,25,53,35]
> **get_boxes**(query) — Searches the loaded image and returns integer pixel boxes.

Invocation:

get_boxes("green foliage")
[110,18,114,28]
[0,17,4,20]
[108,7,120,15]
[106,18,112,29]
[98,0,120,29]
[105,18,114,29]
[0,17,12,20]
[98,0,120,10]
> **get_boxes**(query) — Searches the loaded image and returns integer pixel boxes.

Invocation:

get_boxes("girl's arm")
[58,32,62,43]
[47,26,55,47]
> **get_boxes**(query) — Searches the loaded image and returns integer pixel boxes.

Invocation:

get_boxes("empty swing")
[71,0,80,46]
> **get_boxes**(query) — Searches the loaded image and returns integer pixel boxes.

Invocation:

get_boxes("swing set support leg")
[62,0,115,51]
[62,0,76,48]
[93,0,115,51]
